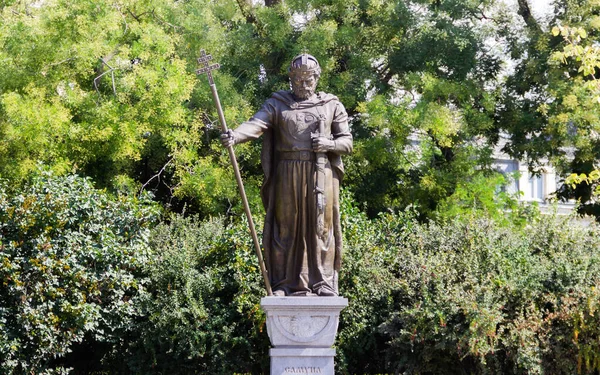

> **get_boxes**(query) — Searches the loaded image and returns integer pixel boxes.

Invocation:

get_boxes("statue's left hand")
[312,136,335,152]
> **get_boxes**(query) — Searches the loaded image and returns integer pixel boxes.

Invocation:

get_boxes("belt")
[277,150,315,161]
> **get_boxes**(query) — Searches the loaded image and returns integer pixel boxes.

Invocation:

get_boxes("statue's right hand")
[220,129,236,148]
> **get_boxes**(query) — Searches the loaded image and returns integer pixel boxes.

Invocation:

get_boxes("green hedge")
[339,211,600,374]
[113,204,600,374]
[112,215,270,374]
[3,174,600,374]
[0,172,158,374]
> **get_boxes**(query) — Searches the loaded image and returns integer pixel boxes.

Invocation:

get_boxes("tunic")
[233,90,353,296]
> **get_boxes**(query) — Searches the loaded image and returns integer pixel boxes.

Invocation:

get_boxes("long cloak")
[234,90,352,295]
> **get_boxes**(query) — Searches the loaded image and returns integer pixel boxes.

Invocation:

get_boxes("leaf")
[552,26,561,37]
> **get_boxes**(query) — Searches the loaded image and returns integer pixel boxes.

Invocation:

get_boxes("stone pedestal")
[260,297,348,375]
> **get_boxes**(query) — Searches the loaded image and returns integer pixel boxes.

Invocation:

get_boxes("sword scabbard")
[315,115,327,239]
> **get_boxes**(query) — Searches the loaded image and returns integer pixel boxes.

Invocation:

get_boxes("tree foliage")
[498,0,600,218]
[1,0,600,222]
[0,0,251,217]
[0,0,519,220]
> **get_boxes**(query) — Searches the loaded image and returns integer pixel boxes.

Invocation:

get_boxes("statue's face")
[290,73,319,100]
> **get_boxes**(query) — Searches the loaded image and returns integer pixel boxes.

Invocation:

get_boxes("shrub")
[11,178,598,375]
[377,214,600,375]
[110,215,271,374]
[101,197,600,375]
[0,172,158,374]
[336,196,418,373]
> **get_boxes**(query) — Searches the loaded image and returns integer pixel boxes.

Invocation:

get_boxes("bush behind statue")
[339,212,600,374]
[3,174,600,374]
[114,214,271,374]
[0,172,158,374]
[115,200,600,374]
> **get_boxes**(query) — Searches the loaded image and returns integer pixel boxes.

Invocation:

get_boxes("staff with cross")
[196,50,273,296]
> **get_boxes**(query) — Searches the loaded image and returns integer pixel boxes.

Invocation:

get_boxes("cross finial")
[196,49,220,85]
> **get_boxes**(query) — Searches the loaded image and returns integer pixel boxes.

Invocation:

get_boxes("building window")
[526,173,544,201]
[495,160,520,195]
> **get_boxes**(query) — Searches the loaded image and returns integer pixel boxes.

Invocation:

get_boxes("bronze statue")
[221,54,353,296]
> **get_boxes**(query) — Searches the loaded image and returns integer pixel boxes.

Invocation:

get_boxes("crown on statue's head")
[288,53,321,77]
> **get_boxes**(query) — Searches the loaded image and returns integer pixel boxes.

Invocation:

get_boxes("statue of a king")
[221,54,353,296]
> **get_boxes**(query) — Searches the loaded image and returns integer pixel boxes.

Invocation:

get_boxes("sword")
[311,114,329,240]
[196,50,273,296]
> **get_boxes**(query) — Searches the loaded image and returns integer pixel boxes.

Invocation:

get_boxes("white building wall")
[491,134,574,214]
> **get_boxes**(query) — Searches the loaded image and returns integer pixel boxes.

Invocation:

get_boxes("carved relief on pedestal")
[261,297,347,348]
[274,315,332,343]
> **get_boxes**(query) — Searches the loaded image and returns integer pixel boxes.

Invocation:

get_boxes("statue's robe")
[233,90,353,296]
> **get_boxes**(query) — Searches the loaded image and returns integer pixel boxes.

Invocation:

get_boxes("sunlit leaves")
[498,0,600,217]
[0,0,244,215]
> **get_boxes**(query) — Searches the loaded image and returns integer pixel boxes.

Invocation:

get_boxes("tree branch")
[126,9,151,22]
[139,156,175,195]
[47,57,76,68]
[235,0,257,24]
[114,4,129,36]
[151,10,180,31]
[517,0,541,32]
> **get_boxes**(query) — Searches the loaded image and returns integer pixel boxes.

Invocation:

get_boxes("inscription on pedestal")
[284,367,323,374]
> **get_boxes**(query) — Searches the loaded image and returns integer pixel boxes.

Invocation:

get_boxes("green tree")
[1,0,517,220]
[0,0,256,217]
[211,0,509,218]
[498,0,600,218]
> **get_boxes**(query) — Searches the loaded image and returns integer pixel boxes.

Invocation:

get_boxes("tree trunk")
[517,0,541,32]
[265,0,280,6]
[235,0,257,24]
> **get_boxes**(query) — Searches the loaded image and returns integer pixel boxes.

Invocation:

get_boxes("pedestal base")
[261,297,348,375]
[270,348,335,375]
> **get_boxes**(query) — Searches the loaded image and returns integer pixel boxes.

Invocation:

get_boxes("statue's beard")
[292,86,316,100]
